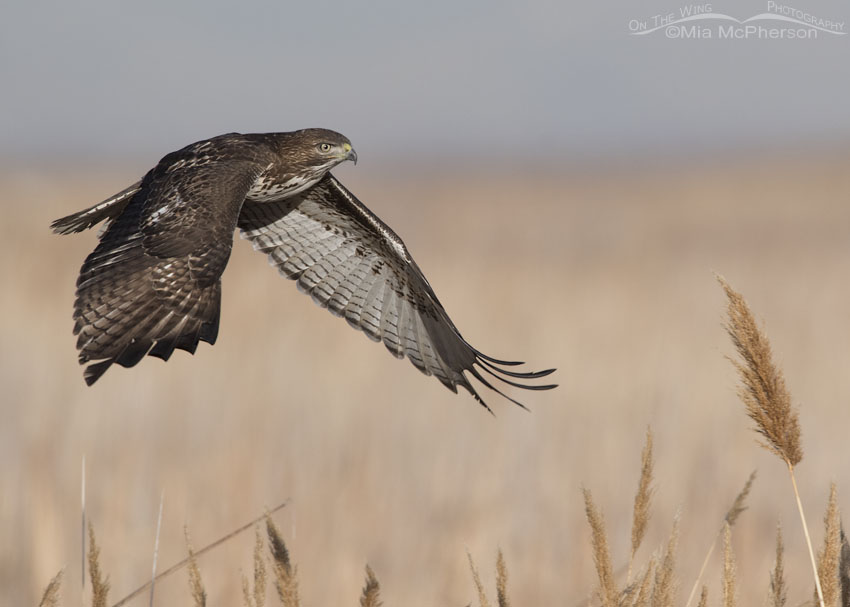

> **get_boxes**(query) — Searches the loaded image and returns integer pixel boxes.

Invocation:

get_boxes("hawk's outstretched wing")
[68,154,262,385]
[238,174,555,410]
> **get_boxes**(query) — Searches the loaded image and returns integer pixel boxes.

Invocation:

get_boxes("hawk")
[51,129,555,409]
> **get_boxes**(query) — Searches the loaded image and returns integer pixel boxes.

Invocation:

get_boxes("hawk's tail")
[51,181,142,235]
[78,287,222,386]
[74,244,222,386]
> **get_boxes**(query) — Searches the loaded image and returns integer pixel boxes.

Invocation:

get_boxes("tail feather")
[149,338,178,361]
[51,181,142,235]
[83,359,114,386]
[115,339,154,368]
[73,253,222,384]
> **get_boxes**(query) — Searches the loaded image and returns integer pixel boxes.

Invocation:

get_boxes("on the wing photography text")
[628,1,846,40]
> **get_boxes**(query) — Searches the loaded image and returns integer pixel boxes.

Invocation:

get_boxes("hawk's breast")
[246,172,324,202]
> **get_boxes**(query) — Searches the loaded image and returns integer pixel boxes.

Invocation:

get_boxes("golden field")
[3,149,850,606]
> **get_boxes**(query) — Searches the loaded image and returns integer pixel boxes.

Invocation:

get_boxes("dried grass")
[266,515,300,607]
[242,576,253,607]
[87,522,109,607]
[817,484,841,607]
[583,488,619,607]
[725,470,756,526]
[684,471,756,607]
[38,570,63,607]
[651,517,678,607]
[631,559,655,607]
[841,525,850,607]
[149,492,164,607]
[770,524,786,607]
[240,527,267,607]
[467,550,512,607]
[37,429,843,607]
[496,550,510,607]
[31,272,850,607]
[722,523,736,607]
[719,276,823,607]
[718,276,802,466]
[111,501,287,607]
[360,565,382,607]
[467,551,492,607]
[629,428,654,583]
[184,527,207,607]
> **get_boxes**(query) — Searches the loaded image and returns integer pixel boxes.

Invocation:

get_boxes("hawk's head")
[261,128,358,199]
[285,128,358,171]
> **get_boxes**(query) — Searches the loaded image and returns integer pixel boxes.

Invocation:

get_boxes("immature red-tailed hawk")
[51,129,555,409]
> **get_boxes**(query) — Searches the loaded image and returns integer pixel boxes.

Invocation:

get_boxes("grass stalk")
[81,455,86,594]
[787,462,825,607]
[149,491,164,607]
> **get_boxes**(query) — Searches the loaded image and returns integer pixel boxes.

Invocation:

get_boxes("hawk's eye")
[318,143,332,153]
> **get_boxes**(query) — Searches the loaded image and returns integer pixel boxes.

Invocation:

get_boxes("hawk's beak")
[343,143,358,165]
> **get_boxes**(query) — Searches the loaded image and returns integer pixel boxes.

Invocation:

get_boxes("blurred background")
[3,0,849,605]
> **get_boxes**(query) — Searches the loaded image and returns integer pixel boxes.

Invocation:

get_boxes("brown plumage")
[51,128,556,409]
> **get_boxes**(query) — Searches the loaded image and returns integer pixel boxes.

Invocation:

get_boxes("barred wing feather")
[238,174,555,410]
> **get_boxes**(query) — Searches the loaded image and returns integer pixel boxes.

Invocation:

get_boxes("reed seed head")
[266,515,300,607]
[87,522,109,607]
[38,570,63,607]
[632,427,655,559]
[583,488,619,607]
[770,523,787,607]
[718,276,802,467]
[651,516,679,607]
[360,565,382,607]
[496,550,511,607]
[817,483,841,607]
[725,470,757,527]
[467,551,492,607]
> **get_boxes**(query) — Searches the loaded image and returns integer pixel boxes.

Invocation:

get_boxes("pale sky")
[2,0,848,164]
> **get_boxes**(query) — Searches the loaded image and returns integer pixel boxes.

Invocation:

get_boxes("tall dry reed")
[718,276,822,607]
